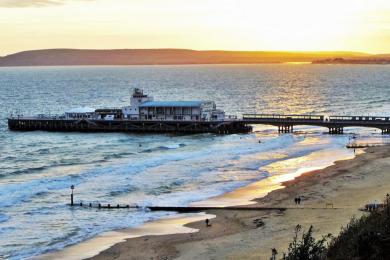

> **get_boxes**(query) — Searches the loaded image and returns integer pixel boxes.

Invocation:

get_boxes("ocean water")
[0,64,390,259]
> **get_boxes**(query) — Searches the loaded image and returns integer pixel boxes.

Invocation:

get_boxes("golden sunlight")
[0,0,390,54]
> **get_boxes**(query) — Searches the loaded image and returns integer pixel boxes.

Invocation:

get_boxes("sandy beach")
[81,145,390,260]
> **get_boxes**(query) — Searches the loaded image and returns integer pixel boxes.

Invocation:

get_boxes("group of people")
[294,197,302,205]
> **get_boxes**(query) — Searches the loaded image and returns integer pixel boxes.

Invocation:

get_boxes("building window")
[183,107,191,115]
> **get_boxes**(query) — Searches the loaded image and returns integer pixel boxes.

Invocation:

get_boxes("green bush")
[327,206,390,259]
[278,202,390,260]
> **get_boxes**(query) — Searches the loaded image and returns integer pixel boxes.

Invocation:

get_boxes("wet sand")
[85,145,390,260]
[37,213,215,260]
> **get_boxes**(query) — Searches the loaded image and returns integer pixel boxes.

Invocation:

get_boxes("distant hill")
[313,57,390,64]
[0,48,373,67]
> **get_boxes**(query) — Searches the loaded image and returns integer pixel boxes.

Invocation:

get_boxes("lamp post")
[70,185,74,206]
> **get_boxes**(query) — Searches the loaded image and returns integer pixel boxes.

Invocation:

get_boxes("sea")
[0,64,390,259]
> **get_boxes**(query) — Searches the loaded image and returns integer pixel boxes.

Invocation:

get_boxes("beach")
[85,145,390,260]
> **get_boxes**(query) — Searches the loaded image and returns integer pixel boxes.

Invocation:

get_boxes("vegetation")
[275,200,390,260]
[279,225,331,260]
[327,205,390,259]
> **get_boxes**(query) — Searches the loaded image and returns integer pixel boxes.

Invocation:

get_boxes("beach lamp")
[70,185,75,206]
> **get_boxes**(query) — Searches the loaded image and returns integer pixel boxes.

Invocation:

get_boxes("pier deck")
[8,113,390,134]
[242,114,390,134]
[7,117,251,134]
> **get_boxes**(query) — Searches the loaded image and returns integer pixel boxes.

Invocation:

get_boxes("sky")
[1,0,390,55]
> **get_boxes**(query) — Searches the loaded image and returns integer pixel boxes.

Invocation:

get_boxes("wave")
[0,213,10,223]
[103,152,134,160]
[0,133,314,209]
[3,165,50,177]
[108,185,139,196]
[146,180,185,196]
[141,143,186,153]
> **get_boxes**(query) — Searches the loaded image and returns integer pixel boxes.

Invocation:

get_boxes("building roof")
[139,101,203,108]
[65,107,96,113]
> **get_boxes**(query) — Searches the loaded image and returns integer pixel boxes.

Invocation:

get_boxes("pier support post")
[278,125,293,134]
[329,127,344,134]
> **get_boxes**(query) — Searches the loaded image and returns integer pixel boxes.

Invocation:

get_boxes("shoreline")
[85,145,390,259]
[39,147,359,260]
[37,213,216,260]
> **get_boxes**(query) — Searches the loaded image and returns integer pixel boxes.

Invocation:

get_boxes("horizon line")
[1,48,382,57]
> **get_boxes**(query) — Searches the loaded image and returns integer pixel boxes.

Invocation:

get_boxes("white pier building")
[122,89,225,121]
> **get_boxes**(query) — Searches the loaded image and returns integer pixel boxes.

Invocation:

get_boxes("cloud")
[0,0,91,8]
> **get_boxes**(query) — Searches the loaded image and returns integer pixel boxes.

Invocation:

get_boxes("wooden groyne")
[69,203,287,211]
[68,187,344,212]
[70,202,137,209]
[346,143,386,149]
[70,203,347,212]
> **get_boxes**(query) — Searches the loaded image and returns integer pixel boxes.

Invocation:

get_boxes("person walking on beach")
[271,248,278,260]
[205,218,211,227]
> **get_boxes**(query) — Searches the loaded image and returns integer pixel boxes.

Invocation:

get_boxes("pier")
[7,117,251,134]
[8,113,390,134]
[7,88,390,135]
[242,114,390,134]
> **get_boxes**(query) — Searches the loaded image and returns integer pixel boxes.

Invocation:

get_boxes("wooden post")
[70,185,74,206]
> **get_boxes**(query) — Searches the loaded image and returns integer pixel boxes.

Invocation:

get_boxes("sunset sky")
[1,0,390,55]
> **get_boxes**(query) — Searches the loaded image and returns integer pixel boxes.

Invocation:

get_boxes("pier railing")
[243,114,324,121]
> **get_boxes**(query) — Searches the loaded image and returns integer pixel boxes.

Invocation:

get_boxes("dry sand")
[82,145,390,260]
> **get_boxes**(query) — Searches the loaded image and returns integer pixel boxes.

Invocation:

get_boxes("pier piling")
[382,128,390,134]
[278,125,293,133]
[328,127,344,134]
